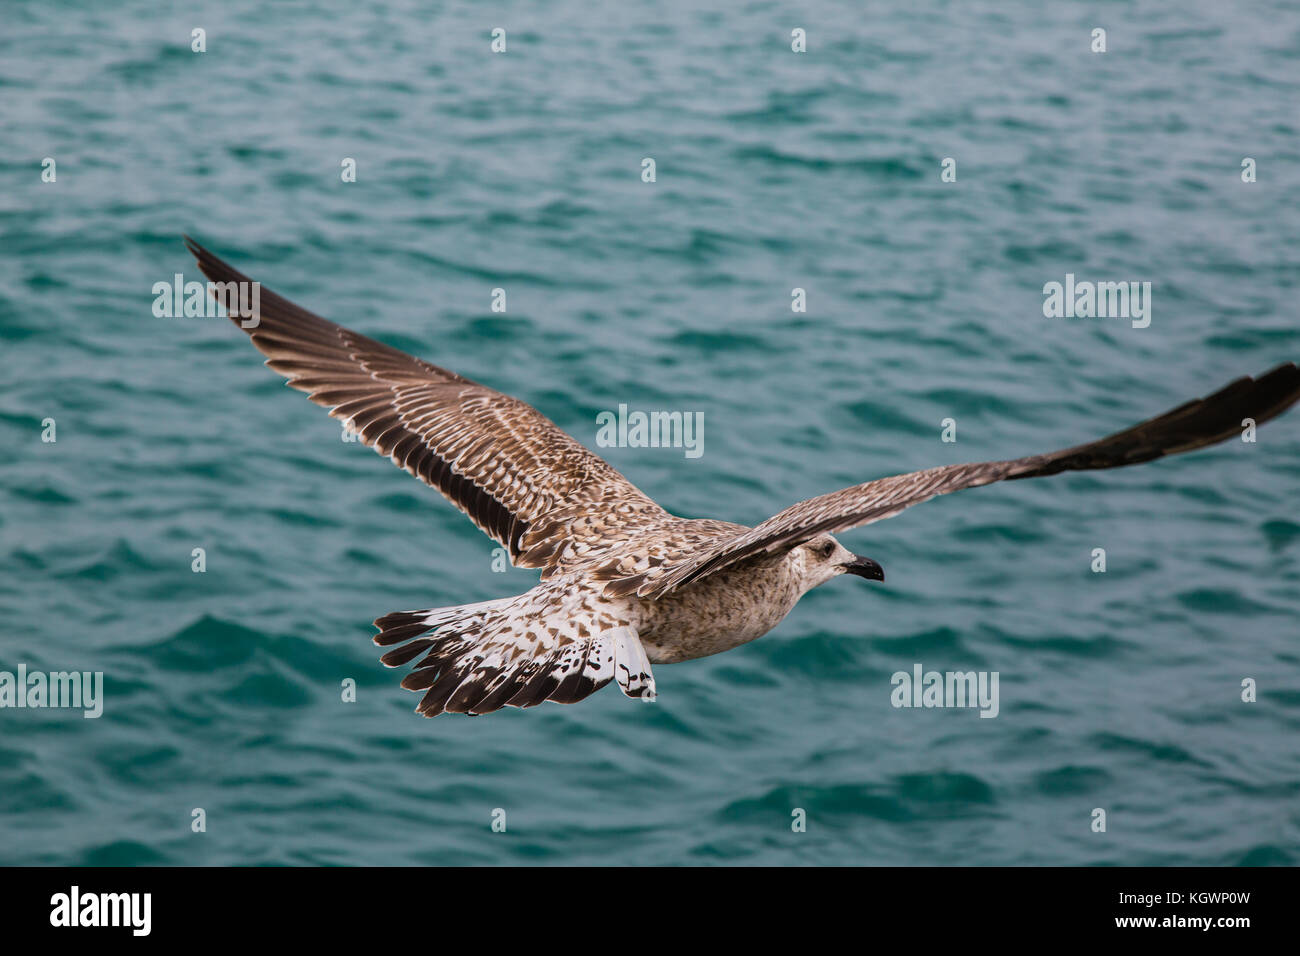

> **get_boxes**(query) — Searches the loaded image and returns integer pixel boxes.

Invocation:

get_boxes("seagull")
[183,237,1300,717]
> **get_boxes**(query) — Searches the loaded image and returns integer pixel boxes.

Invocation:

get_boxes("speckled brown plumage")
[183,236,669,574]
[186,237,1300,717]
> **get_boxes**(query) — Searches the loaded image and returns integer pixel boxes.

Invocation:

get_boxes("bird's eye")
[817,542,835,558]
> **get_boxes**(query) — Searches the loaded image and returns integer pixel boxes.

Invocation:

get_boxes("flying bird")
[184,237,1300,717]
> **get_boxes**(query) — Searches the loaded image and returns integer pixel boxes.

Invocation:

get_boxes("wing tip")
[181,233,209,265]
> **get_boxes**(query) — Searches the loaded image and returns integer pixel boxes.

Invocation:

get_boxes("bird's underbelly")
[635,565,802,663]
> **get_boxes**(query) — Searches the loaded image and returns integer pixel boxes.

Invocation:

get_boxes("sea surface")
[2,0,1299,866]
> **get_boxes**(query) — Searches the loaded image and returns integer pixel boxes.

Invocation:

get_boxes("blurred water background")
[2,0,1299,865]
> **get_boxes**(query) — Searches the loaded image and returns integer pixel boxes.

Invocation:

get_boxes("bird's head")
[794,534,885,592]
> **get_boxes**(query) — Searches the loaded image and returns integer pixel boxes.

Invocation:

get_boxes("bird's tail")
[373,593,655,716]
[373,596,512,657]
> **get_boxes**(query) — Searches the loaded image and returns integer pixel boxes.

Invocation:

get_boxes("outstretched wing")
[184,237,669,573]
[609,363,1300,597]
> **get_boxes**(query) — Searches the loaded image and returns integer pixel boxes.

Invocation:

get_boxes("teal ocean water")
[3,1,1300,866]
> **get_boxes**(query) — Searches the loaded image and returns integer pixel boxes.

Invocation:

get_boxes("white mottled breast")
[632,554,806,663]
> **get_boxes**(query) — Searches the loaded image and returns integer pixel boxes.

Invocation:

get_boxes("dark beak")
[841,555,885,582]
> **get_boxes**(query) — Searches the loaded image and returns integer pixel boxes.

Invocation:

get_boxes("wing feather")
[615,363,1300,597]
[183,236,668,570]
